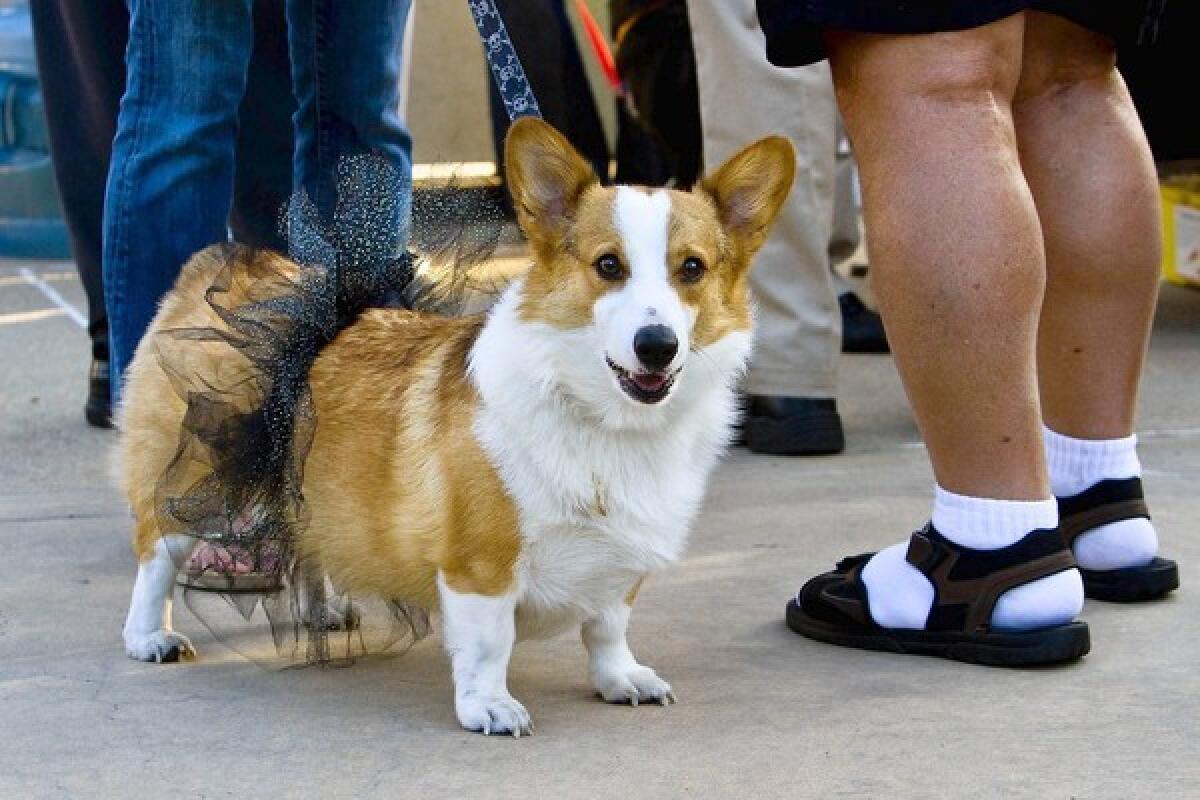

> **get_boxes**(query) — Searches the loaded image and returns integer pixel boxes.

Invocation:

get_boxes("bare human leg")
[1015,13,1176,596]
[828,16,1049,501]
[1017,13,1160,441]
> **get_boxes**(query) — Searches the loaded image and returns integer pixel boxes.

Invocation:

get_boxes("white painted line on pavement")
[0,271,75,287]
[17,267,86,329]
[0,308,66,326]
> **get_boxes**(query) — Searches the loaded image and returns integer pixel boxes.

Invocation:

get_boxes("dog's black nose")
[633,324,678,371]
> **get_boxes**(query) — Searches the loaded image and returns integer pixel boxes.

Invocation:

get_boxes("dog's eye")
[595,254,624,281]
[679,257,706,284]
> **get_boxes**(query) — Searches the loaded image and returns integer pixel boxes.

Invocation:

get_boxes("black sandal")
[786,524,1090,667]
[1058,477,1180,602]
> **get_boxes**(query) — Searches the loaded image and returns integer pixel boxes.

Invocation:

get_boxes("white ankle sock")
[861,487,1083,632]
[1043,426,1158,570]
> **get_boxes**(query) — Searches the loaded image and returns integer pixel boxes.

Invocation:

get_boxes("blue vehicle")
[0,0,69,259]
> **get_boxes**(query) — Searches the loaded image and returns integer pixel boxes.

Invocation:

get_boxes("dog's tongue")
[633,373,667,391]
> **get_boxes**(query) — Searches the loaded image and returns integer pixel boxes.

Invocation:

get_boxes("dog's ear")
[701,136,795,258]
[505,117,598,245]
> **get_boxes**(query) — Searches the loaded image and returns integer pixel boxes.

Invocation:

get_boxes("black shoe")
[742,395,845,456]
[85,359,113,429]
[839,291,889,354]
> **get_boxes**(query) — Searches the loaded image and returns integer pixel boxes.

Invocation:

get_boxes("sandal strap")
[1057,477,1150,547]
[905,524,1076,633]
[820,560,872,627]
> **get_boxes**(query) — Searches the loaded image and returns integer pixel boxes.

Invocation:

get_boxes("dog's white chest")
[515,509,684,631]
[494,425,712,638]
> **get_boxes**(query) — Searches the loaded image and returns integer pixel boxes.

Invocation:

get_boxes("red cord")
[573,0,621,93]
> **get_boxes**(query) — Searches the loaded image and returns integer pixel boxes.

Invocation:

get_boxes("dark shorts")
[756,1,1161,66]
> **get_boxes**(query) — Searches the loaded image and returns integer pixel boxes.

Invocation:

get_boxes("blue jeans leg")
[103,0,254,401]
[285,0,413,270]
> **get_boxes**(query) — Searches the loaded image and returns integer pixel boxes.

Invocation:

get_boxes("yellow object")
[1160,165,1200,288]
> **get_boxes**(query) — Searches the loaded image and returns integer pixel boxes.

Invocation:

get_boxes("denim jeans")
[103,0,412,401]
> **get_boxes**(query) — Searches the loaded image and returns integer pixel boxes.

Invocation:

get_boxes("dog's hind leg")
[294,569,360,632]
[123,533,198,663]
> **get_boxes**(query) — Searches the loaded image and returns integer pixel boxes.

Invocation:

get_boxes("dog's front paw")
[124,628,195,663]
[593,664,675,706]
[456,691,533,738]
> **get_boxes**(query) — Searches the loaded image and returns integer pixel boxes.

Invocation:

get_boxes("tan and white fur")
[118,118,794,736]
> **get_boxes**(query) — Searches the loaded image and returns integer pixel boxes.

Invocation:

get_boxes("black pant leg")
[29,0,129,361]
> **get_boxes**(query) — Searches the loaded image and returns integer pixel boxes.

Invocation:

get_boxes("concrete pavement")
[1,259,1197,798]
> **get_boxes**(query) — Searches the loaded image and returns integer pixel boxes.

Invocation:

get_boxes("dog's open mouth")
[607,357,677,404]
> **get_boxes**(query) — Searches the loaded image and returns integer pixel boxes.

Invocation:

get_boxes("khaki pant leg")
[687,0,839,397]
[829,117,862,266]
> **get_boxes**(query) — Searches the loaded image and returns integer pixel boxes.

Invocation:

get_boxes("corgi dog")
[119,117,794,736]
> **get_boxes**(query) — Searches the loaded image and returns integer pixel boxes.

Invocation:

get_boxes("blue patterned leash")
[466,0,543,120]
